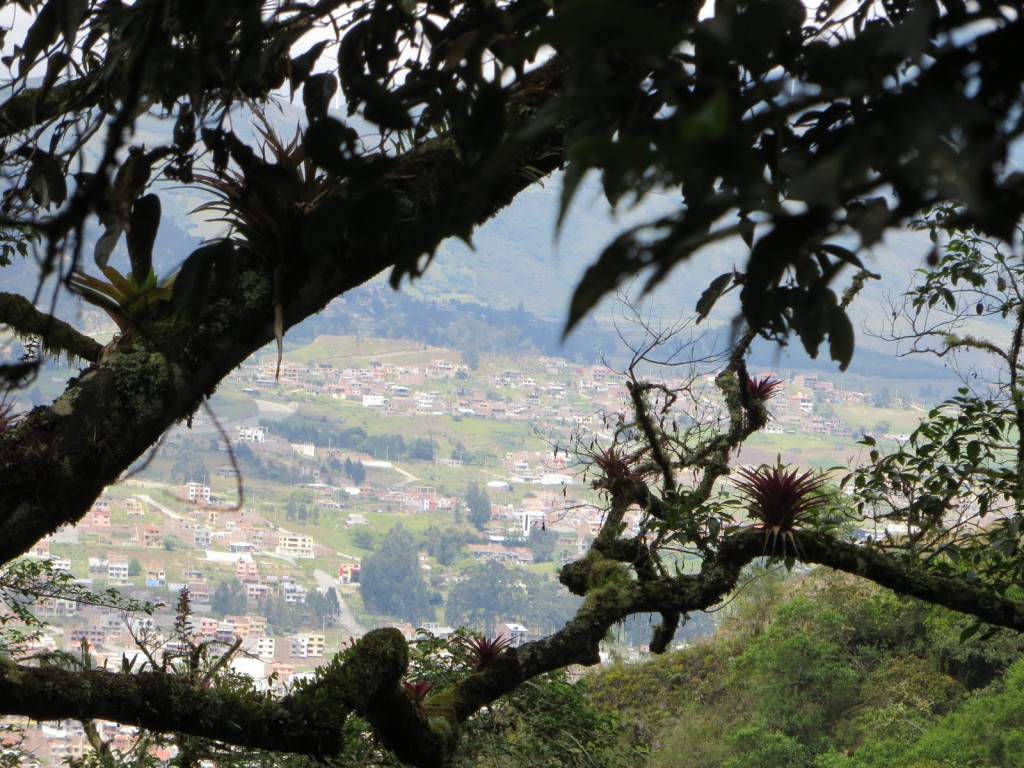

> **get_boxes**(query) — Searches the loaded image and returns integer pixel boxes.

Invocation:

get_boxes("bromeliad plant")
[733,463,829,554]
[0,397,19,437]
[403,680,434,711]
[463,634,513,670]
[68,265,174,333]
[744,375,786,401]
[590,444,647,497]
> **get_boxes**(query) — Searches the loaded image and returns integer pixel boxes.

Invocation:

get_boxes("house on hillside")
[144,564,165,587]
[289,633,326,658]
[185,482,211,505]
[276,532,315,559]
[496,622,530,647]
[107,560,129,585]
[141,525,161,547]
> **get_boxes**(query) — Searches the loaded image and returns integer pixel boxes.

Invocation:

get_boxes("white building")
[236,426,267,443]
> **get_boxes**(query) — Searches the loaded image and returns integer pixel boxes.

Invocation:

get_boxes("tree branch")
[0,660,345,756]
[0,53,572,564]
[789,531,1024,631]
[0,292,103,364]
[0,77,102,140]
[0,628,421,761]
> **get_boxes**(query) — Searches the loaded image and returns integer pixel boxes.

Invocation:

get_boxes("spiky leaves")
[734,464,828,552]
[68,266,173,332]
[463,634,513,670]
[590,444,644,496]
[744,375,785,401]
[403,680,433,710]
[0,398,19,437]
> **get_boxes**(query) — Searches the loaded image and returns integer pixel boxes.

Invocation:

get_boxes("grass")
[743,432,866,469]
[279,335,460,368]
[207,388,260,421]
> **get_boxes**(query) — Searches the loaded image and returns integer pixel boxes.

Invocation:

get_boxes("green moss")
[320,628,409,712]
[422,689,460,744]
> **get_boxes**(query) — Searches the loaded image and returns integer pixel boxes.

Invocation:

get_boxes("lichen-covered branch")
[0,628,423,762]
[778,531,1024,631]
[0,659,345,756]
[0,77,101,139]
[0,292,104,364]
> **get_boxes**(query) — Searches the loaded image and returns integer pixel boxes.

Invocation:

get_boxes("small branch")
[948,334,1010,364]
[628,379,677,496]
[0,292,103,364]
[0,76,101,139]
[840,268,881,310]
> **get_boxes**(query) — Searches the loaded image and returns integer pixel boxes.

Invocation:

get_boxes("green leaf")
[538,0,681,56]
[173,103,196,151]
[18,0,60,76]
[304,117,359,175]
[959,622,981,643]
[289,40,329,96]
[351,76,413,130]
[93,223,122,269]
[681,89,731,142]
[828,307,855,371]
[695,272,734,323]
[966,440,981,462]
[126,193,161,280]
[556,161,587,233]
[26,151,66,209]
[55,0,87,51]
[304,72,338,123]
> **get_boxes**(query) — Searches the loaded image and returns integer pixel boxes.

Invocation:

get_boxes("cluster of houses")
[3,341,909,762]
[234,353,881,444]
[761,373,869,438]
[3,607,342,764]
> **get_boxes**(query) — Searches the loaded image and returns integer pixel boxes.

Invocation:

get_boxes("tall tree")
[211,578,247,617]
[360,524,431,624]
[445,559,530,635]
[465,482,492,530]
[2,1,1024,766]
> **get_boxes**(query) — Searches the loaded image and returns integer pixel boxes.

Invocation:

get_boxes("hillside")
[586,568,1024,768]
[8,99,967,387]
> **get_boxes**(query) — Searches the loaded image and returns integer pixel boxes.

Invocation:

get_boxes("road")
[130,492,185,521]
[314,569,367,635]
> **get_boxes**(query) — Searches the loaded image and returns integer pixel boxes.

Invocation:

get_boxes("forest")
[2,0,1024,766]
[590,568,1024,768]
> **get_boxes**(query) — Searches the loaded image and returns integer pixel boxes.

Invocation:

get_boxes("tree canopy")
[2,0,1024,766]
[360,524,432,624]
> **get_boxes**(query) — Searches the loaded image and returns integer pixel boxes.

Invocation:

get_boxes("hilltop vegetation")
[587,569,1024,768]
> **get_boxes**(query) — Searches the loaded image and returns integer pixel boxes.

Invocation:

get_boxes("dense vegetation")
[588,569,1024,768]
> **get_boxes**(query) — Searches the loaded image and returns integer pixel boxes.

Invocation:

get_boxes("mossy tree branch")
[0,292,104,364]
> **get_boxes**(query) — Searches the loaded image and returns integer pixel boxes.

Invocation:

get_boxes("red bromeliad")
[733,464,827,552]
[744,375,786,401]
[464,634,513,670]
[591,444,644,494]
[402,680,433,705]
